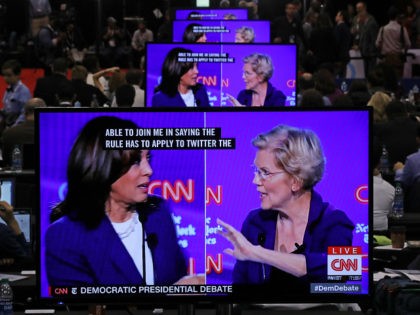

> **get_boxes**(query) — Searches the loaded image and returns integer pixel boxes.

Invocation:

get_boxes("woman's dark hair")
[157,47,195,96]
[315,13,333,30]
[348,79,368,94]
[183,23,205,43]
[332,94,354,107]
[314,68,336,95]
[300,88,325,107]
[61,116,141,228]
[337,10,349,24]
[385,100,407,120]
[1,59,21,75]
[83,55,100,73]
[115,84,135,107]
[347,79,371,107]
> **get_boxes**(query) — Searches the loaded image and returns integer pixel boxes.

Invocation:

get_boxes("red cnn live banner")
[328,246,362,255]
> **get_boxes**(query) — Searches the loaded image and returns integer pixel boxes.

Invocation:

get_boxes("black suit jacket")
[34,73,72,106]
[374,117,419,165]
[71,79,109,107]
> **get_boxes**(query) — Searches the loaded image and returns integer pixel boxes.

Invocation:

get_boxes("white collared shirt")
[110,212,155,284]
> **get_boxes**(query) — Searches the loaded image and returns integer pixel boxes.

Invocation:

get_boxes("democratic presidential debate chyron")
[36,108,372,304]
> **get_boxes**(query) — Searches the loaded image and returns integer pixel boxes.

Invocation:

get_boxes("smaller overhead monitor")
[145,43,297,107]
[175,8,248,20]
[173,20,270,43]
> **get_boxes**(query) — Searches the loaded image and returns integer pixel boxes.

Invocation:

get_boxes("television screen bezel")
[35,107,373,305]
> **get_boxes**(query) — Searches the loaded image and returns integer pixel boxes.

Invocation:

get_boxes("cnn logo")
[327,246,362,276]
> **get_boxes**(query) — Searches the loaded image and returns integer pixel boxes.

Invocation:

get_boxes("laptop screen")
[0,178,14,206]
[0,209,31,243]
[14,210,31,243]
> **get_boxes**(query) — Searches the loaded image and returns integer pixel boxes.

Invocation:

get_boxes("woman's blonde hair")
[252,125,326,190]
[367,91,392,123]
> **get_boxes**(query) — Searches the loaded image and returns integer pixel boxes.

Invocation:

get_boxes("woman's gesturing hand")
[217,218,257,261]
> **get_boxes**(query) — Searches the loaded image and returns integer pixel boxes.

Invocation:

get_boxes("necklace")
[110,212,139,239]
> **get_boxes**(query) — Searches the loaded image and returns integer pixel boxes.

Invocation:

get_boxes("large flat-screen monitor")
[145,43,297,107]
[37,108,371,304]
[175,8,248,20]
[172,20,270,43]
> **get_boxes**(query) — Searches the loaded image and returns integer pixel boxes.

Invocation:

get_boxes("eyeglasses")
[252,165,285,181]
[242,71,255,77]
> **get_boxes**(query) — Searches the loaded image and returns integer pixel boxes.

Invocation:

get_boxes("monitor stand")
[88,304,106,314]
[216,304,234,315]
[178,304,195,315]
[177,304,235,315]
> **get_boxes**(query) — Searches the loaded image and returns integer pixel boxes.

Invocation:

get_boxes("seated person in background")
[83,55,109,94]
[126,69,144,107]
[238,0,258,19]
[0,201,31,267]
[373,139,394,232]
[34,57,72,106]
[1,59,32,126]
[367,91,392,123]
[299,88,327,107]
[91,66,121,101]
[332,94,354,107]
[220,0,231,8]
[347,79,371,107]
[183,23,207,43]
[314,68,342,105]
[56,84,76,107]
[60,21,87,65]
[297,72,331,107]
[105,69,126,105]
[100,17,126,67]
[394,125,420,200]
[71,65,109,107]
[115,84,135,107]
[374,100,419,166]
[235,26,255,43]
[131,19,154,67]
[111,69,144,107]
[152,47,210,107]
[1,98,46,168]
[228,53,286,107]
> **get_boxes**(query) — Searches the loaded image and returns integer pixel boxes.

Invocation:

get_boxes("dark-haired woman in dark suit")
[152,48,210,107]
[45,116,199,286]
[183,23,207,43]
